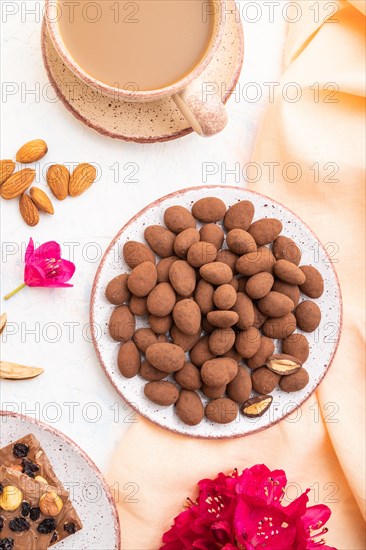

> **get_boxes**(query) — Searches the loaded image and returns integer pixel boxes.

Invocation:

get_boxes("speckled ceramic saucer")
[90,186,342,439]
[0,412,121,549]
[41,2,243,143]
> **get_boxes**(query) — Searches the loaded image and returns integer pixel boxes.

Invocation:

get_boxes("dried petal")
[0,312,7,335]
[0,361,44,380]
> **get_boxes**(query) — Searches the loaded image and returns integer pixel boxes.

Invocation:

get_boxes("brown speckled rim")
[41,9,244,143]
[0,410,121,550]
[45,0,225,102]
[90,185,343,440]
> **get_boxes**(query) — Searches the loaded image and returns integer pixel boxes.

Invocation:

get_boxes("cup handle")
[173,82,228,137]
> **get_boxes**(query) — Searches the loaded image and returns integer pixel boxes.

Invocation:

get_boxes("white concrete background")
[0,1,286,472]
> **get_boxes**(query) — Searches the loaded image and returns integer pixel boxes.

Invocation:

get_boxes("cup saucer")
[41,3,243,143]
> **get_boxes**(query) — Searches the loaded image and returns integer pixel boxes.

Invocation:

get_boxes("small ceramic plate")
[0,411,121,550]
[41,0,243,143]
[91,186,342,439]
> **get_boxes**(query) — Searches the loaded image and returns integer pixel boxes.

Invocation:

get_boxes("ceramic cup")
[45,0,228,137]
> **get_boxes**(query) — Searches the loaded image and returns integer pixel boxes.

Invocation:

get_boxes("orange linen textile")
[109,2,366,548]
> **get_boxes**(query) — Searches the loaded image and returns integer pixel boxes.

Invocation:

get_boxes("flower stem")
[3,283,26,301]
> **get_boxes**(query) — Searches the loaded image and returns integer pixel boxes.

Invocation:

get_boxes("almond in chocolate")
[164,205,196,233]
[192,197,226,223]
[280,368,309,392]
[224,200,254,231]
[174,228,200,258]
[108,195,326,426]
[199,224,225,250]
[266,354,302,375]
[282,333,309,363]
[251,368,280,394]
[241,395,273,417]
[175,390,204,426]
[295,300,321,332]
[205,397,238,424]
[299,265,324,298]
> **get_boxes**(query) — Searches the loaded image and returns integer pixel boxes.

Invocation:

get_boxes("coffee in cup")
[57,0,215,92]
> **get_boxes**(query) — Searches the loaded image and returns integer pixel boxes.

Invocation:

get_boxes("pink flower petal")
[302,504,331,532]
[51,259,75,283]
[24,264,47,286]
[236,466,287,507]
[283,491,309,520]
[211,520,233,544]
[32,240,61,262]
[192,540,218,550]
[235,503,296,549]
[25,238,35,264]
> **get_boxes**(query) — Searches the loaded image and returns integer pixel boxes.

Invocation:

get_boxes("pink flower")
[161,465,336,550]
[24,238,75,287]
[4,238,75,300]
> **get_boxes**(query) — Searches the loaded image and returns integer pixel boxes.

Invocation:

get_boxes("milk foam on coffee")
[57,0,215,91]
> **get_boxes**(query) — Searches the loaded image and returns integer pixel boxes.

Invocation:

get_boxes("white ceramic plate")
[91,186,342,439]
[0,412,121,550]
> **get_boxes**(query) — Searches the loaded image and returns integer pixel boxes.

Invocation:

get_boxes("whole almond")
[0,169,35,199]
[30,187,54,214]
[47,164,70,200]
[19,194,39,226]
[69,163,96,197]
[0,160,16,184]
[16,139,48,163]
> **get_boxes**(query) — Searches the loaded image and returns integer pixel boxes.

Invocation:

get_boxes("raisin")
[29,507,41,521]
[64,522,76,534]
[21,458,39,478]
[21,502,30,517]
[13,444,29,458]
[50,531,59,543]
[0,484,3,494]
[9,518,30,532]
[0,539,14,550]
[37,518,57,534]
[0,517,3,532]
